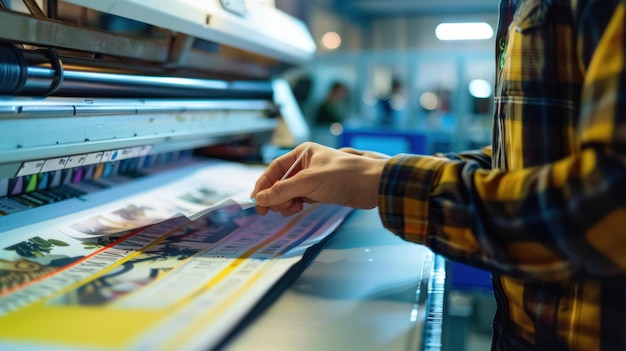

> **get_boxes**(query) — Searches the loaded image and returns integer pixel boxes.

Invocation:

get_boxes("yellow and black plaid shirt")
[379,0,626,349]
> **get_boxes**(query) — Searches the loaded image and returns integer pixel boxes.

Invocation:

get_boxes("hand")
[339,147,391,160]
[251,142,388,216]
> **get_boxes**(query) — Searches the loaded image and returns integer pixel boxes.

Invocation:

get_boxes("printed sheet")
[0,161,353,350]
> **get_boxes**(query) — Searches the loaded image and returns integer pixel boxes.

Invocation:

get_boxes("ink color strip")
[49,171,62,188]
[37,172,49,191]
[119,159,129,174]
[125,158,138,174]
[83,164,95,181]
[61,168,73,185]
[72,167,84,183]
[25,174,38,193]
[103,163,113,178]
[93,163,104,180]
[9,177,24,196]
[158,152,171,165]
[142,155,155,169]
[111,161,120,176]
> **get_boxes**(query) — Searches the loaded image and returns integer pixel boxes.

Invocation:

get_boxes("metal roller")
[0,43,273,99]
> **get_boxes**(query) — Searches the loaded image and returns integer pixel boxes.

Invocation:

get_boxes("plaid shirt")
[379,0,626,350]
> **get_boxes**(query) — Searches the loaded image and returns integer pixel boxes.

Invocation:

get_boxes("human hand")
[339,147,391,160]
[251,142,388,216]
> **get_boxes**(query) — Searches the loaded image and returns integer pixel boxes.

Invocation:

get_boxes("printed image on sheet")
[179,187,232,206]
[50,209,244,306]
[57,162,263,238]
[58,195,182,238]
[0,204,352,351]
[154,164,262,219]
[0,234,120,294]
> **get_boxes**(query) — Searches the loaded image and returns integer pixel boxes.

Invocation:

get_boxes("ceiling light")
[321,31,342,50]
[435,22,493,41]
[468,79,492,98]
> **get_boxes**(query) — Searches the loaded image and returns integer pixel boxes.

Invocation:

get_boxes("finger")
[268,198,296,213]
[280,200,304,216]
[255,205,270,215]
[256,197,299,215]
[255,177,304,207]
[251,173,276,198]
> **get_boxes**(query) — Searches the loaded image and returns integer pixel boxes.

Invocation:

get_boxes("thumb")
[255,180,299,206]
[255,190,271,206]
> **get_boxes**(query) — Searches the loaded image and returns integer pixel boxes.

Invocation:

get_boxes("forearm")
[379,148,626,281]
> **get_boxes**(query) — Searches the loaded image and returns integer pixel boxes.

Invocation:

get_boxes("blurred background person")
[312,81,351,147]
[376,78,404,128]
[314,81,350,127]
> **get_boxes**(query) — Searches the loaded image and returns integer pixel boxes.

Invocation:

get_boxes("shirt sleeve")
[435,146,492,169]
[378,3,626,281]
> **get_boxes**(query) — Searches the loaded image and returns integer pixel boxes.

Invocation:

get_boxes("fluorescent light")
[469,79,492,98]
[436,22,493,41]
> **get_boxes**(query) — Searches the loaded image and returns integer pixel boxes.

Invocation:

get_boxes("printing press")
[0,1,444,350]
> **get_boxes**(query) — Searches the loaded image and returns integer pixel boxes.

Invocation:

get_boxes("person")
[251,1,626,350]
[314,81,349,126]
[377,79,403,128]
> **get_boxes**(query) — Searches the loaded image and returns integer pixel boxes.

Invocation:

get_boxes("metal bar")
[0,10,170,62]
[0,96,272,118]
[22,0,45,18]
[1,43,274,97]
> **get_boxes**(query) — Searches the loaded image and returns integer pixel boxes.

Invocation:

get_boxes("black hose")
[0,43,27,94]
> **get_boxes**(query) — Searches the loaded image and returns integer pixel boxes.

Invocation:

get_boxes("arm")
[435,146,492,169]
[381,2,626,280]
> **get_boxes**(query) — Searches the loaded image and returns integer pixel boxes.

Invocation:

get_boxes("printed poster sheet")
[0,161,354,351]
[55,163,261,239]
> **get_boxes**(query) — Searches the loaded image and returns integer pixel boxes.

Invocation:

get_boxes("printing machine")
[0,1,444,350]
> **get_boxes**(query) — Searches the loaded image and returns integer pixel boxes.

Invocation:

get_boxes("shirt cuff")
[378,154,450,244]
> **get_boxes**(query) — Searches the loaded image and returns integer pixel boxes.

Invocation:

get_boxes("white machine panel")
[63,0,316,64]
